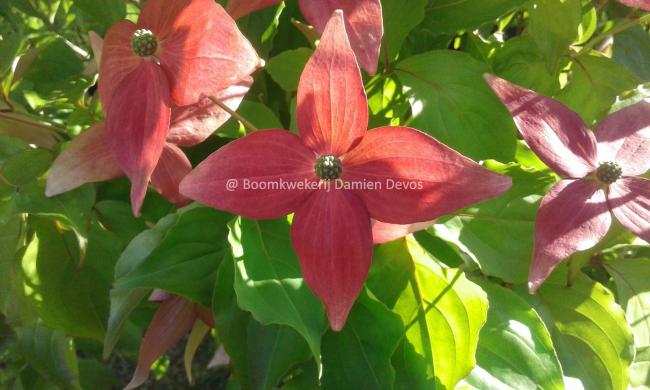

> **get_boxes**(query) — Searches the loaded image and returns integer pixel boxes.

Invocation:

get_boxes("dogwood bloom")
[486,75,650,292]
[226,0,383,74]
[181,12,511,330]
[97,0,260,215]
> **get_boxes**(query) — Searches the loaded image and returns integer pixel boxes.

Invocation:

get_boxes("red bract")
[486,75,650,292]
[617,0,650,10]
[226,0,383,74]
[125,291,214,390]
[181,11,512,331]
[98,0,260,215]
[45,79,252,207]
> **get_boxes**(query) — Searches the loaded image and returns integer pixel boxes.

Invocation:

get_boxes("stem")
[577,13,650,56]
[208,95,258,133]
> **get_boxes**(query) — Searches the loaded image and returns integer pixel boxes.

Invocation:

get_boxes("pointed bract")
[106,61,171,216]
[98,20,141,113]
[530,179,612,292]
[168,78,253,147]
[371,219,436,244]
[609,177,650,242]
[180,130,317,219]
[125,296,197,390]
[46,123,122,197]
[297,10,368,155]
[485,74,598,178]
[226,0,282,20]
[299,0,383,74]
[142,0,261,106]
[343,126,512,224]
[596,101,650,176]
[291,189,372,331]
[151,143,192,207]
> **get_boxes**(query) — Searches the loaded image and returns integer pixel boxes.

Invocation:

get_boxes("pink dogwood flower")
[97,0,260,215]
[180,11,511,330]
[226,0,383,74]
[485,75,650,292]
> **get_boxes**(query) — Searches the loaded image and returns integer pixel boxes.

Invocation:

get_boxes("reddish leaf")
[618,0,650,10]
[596,101,650,176]
[371,219,436,244]
[46,122,122,197]
[98,20,142,113]
[299,0,383,74]
[530,179,611,291]
[485,74,598,178]
[296,10,368,156]
[343,126,512,224]
[180,130,317,219]
[291,188,372,331]
[106,61,171,216]
[125,296,197,390]
[609,177,650,242]
[168,78,253,147]
[151,143,192,207]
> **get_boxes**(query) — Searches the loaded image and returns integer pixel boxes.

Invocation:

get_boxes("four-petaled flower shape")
[181,11,512,331]
[485,75,650,292]
[226,0,383,75]
[125,290,214,390]
[617,0,650,11]
[97,0,261,215]
[46,24,254,209]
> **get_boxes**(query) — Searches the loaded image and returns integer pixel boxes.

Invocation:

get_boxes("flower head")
[485,75,650,292]
[181,11,511,330]
[226,0,383,74]
[98,0,261,215]
[46,30,254,209]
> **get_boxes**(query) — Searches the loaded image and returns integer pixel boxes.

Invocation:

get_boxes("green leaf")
[21,37,84,95]
[558,54,640,125]
[421,0,526,35]
[0,29,23,77]
[396,50,517,161]
[321,290,403,390]
[432,162,556,283]
[613,26,650,81]
[94,200,147,246]
[465,280,564,390]
[265,48,312,92]
[1,147,51,186]
[21,218,118,340]
[73,0,125,30]
[367,238,488,389]
[217,100,284,138]
[104,212,179,358]
[527,0,582,61]
[604,258,650,348]
[114,206,230,306]
[516,267,635,390]
[381,0,427,61]
[229,217,326,367]
[17,325,82,390]
[213,256,311,390]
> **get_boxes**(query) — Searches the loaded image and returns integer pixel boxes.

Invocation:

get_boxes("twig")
[208,95,258,133]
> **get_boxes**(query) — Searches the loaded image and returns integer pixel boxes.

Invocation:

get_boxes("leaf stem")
[576,13,650,56]
[207,95,258,133]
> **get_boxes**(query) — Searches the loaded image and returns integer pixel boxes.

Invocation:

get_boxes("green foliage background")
[0,0,649,389]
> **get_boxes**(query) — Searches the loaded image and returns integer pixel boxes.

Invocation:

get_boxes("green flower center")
[315,155,342,181]
[131,29,158,57]
[596,161,623,184]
